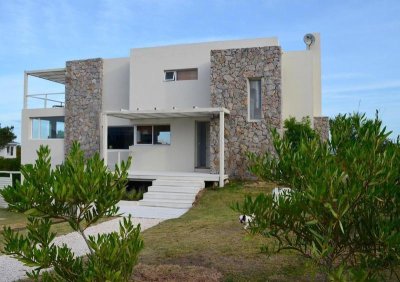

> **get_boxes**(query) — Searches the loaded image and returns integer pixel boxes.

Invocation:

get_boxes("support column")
[23,72,28,109]
[219,110,225,187]
[102,113,108,168]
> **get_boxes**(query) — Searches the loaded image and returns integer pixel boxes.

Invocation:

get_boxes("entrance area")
[195,121,210,169]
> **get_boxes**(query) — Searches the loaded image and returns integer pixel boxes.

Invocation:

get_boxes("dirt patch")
[132,263,223,282]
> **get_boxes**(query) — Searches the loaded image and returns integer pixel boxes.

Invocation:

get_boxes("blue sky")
[0,0,399,141]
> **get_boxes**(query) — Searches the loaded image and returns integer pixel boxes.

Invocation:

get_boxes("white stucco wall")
[281,32,321,124]
[21,108,65,167]
[103,57,130,126]
[130,37,279,110]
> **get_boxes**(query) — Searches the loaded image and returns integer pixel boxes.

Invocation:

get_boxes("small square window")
[153,125,171,145]
[137,126,153,144]
[164,71,176,81]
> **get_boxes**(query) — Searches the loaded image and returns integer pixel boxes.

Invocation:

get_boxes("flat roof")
[26,68,66,85]
[105,107,230,120]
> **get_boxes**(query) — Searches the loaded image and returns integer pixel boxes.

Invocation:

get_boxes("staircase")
[138,178,205,209]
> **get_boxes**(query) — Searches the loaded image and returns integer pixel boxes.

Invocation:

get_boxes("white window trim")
[247,78,263,122]
[164,71,176,82]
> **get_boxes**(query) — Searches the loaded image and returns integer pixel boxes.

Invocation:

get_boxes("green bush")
[283,117,317,150]
[0,156,20,171]
[0,142,143,281]
[236,113,400,280]
[122,188,144,201]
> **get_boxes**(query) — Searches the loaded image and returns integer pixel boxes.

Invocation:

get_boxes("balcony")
[24,68,65,109]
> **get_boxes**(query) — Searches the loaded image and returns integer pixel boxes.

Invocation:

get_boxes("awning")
[105,107,230,120]
[26,68,66,85]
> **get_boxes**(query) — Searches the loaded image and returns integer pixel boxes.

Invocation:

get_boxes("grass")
[137,181,320,281]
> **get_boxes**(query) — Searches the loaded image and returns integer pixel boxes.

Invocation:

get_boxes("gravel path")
[0,217,163,282]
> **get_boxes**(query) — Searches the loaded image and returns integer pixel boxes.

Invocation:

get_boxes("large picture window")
[108,127,134,149]
[137,125,171,145]
[249,79,262,120]
[32,117,64,139]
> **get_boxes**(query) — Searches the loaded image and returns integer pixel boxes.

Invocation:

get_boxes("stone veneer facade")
[210,47,282,178]
[313,116,330,141]
[65,58,103,158]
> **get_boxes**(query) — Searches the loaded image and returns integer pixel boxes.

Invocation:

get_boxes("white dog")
[272,187,292,202]
[239,214,254,229]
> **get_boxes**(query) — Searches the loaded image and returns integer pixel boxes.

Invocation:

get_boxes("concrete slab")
[117,200,189,219]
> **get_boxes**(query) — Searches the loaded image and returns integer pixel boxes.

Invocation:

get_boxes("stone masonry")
[210,47,282,178]
[65,58,103,158]
[313,116,330,141]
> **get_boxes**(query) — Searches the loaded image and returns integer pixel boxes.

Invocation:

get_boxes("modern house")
[21,33,328,192]
[0,142,19,159]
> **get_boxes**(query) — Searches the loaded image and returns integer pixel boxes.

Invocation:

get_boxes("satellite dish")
[303,33,315,49]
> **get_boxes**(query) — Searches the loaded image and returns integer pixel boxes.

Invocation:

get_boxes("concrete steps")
[138,178,204,209]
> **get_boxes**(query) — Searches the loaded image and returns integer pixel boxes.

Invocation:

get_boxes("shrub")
[283,117,317,150]
[0,142,143,281]
[0,156,20,171]
[236,113,400,280]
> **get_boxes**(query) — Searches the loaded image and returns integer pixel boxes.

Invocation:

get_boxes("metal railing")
[26,92,65,109]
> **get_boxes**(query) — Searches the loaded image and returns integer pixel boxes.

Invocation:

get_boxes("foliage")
[237,113,400,280]
[122,187,145,201]
[0,124,16,150]
[0,142,143,281]
[283,117,317,150]
[0,156,20,171]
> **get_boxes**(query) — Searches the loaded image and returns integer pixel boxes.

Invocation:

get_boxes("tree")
[0,142,143,281]
[236,113,400,280]
[0,124,16,150]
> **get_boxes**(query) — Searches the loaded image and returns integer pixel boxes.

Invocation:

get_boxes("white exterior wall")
[281,32,321,124]
[103,58,130,126]
[129,118,201,172]
[21,108,65,167]
[130,38,279,110]
[0,144,17,158]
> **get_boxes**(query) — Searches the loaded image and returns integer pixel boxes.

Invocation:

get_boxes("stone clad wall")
[210,47,282,178]
[65,58,103,158]
[313,116,330,141]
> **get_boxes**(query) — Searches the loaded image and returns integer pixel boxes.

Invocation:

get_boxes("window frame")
[31,116,65,140]
[247,78,263,122]
[164,68,198,82]
[134,125,171,146]
[164,71,176,82]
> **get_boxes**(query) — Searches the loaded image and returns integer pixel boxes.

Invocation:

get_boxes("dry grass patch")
[139,181,321,281]
[133,263,222,281]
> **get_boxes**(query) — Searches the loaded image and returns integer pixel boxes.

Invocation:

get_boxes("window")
[137,126,153,144]
[108,127,134,149]
[164,69,198,81]
[153,125,171,145]
[164,71,175,81]
[176,69,198,80]
[249,79,262,120]
[136,125,171,145]
[31,117,64,139]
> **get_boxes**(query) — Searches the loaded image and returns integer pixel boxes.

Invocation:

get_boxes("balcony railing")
[26,92,65,109]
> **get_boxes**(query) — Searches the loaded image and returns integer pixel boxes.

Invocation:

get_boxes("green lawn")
[136,181,321,281]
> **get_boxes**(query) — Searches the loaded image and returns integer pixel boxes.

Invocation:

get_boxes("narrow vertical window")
[249,79,262,120]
